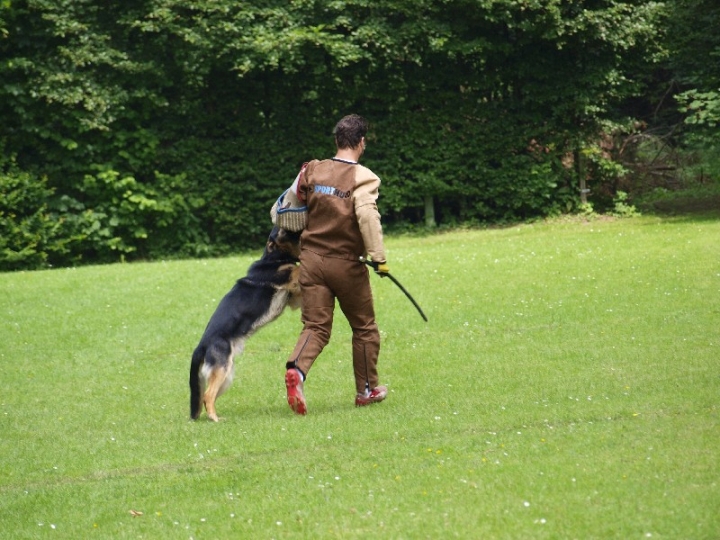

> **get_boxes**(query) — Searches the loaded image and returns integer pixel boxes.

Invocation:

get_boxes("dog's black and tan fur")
[189,227,302,421]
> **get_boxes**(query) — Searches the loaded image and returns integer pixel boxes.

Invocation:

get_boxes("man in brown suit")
[284,114,389,415]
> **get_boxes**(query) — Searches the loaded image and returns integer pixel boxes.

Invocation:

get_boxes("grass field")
[1,214,718,539]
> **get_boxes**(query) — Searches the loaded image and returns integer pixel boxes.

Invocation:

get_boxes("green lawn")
[1,214,718,539]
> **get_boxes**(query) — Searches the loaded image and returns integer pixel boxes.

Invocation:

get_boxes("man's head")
[333,114,369,150]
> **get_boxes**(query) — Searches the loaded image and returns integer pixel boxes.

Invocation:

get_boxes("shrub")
[0,161,64,271]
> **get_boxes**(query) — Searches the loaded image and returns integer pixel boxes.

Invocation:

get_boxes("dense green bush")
[676,90,720,181]
[56,168,208,264]
[0,161,63,271]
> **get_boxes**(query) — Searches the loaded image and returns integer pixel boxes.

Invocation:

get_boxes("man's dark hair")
[333,114,369,149]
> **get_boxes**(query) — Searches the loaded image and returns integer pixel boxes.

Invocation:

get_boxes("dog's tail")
[189,347,205,420]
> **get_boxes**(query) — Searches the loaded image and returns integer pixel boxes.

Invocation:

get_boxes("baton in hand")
[360,258,428,322]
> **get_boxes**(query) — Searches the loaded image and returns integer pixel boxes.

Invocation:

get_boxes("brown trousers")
[287,249,381,394]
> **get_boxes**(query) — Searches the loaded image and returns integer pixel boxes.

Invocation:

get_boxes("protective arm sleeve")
[354,168,386,264]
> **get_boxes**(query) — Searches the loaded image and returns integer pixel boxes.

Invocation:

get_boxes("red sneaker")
[285,369,307,415]
[355,385,388,407]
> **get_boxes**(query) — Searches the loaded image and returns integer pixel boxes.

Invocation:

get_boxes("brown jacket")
[297,158,386,263]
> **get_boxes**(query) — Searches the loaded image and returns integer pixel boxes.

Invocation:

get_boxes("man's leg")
[285,251,335,414]
[330,259,383,397]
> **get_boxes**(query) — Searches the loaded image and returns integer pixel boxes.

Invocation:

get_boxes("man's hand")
[372,261,390,277]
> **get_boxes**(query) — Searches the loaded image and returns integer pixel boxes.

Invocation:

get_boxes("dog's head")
[265,226,301,261]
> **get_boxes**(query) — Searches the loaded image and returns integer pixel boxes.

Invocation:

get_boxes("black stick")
[361,259,428,322]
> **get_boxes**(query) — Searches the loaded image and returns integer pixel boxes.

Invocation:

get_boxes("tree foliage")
[667,0,720,178]
[0,0,705,270]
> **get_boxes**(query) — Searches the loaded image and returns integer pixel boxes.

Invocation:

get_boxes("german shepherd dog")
[189,227,302,421]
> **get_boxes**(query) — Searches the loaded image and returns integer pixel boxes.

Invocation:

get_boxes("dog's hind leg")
[201,338,240,422]
[202,359,234,422]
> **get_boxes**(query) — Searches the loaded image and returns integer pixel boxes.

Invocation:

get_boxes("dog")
[189,226,302,421]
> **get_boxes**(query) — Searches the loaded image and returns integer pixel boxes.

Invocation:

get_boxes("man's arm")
[354,167,386,263]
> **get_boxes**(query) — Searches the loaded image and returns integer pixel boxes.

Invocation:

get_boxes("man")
[284,114,389,415]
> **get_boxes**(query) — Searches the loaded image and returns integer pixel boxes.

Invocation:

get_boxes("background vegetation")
[1,0,719,270]
[1,218,718,538]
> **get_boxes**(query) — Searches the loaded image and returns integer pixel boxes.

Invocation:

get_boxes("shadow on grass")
[382,192,720,237]
[638,194,720,223]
